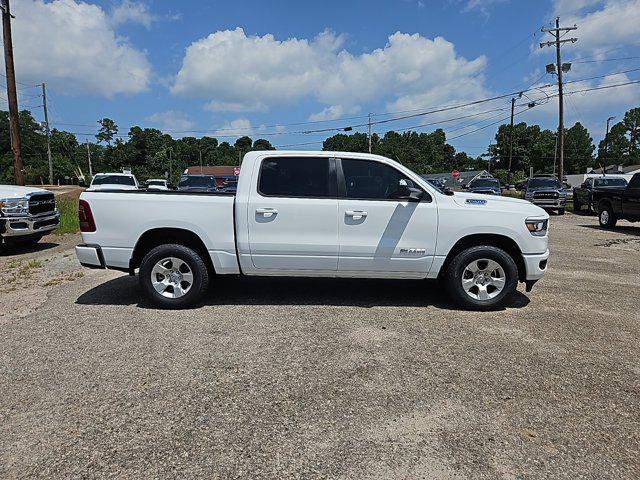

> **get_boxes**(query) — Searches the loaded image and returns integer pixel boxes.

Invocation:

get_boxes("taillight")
[78,199,96,232]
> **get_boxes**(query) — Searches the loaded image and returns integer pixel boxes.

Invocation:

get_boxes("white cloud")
[171,28,488,118]
[214,118,254,137]
[3,0,151,97]
[462,0,508,16]
[146,110,195,132]
[549,0,640,53]
[308,105,361,121]
[204,100,268,113]
[110,0,156,29]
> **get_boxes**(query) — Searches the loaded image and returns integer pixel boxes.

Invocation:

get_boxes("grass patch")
[18,259,42,277]
[44,271,84,286]
[54,195,79,234]
[501,190,523,199]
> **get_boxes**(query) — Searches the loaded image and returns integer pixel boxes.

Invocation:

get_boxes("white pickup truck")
[1,185,60,247]
[75,151,550,310]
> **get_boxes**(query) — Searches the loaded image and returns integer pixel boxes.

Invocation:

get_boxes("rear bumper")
[1,212,60,238]
[76,244,105,269]
[522,249,549,282]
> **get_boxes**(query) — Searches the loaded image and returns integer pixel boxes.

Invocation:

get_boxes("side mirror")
[461,184,469,190]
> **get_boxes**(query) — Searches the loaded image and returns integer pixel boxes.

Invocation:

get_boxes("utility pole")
[602,115,615,175]
[541,17,577,183]
[368,113,372,153]
[85,140,93,177]
[199,150,203,174]
[1,0,24,185]
[168,148,172,180]
[42,83,53,185]
[508,97,516,181]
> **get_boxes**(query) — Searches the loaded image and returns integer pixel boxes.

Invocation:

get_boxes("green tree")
[96,118,119,146]
[564,122,595,174]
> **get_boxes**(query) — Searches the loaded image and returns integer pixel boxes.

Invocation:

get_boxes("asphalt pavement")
[1,213,639,479]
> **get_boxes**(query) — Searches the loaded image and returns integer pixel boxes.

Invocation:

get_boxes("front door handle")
[345,210,367,220]
[256,208,278,217]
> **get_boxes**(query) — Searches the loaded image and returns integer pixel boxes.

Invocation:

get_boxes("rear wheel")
[139,244,209,308]
[444,245,518,311]
[598,203,617,229]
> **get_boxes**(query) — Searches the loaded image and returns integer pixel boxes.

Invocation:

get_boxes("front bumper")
[0,211,60,238]
[528,198,567,208]
[522,249,549,282]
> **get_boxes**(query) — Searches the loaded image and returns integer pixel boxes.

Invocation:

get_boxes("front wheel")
[558,208,565,215]
[598,204,617,229]
[444,245,518,311]
[139,244,210,309]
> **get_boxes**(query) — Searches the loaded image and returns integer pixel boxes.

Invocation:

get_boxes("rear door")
[336,158,437,275]
[247,156,339,271]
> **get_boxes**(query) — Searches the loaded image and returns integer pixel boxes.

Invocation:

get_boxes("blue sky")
[3,0,640,158]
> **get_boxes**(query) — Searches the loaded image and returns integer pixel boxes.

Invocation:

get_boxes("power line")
[571,56,640,64]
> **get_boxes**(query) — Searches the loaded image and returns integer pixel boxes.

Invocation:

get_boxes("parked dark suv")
[523,176,567,214]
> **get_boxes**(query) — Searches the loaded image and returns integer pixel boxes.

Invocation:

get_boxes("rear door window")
[258,157,333,198]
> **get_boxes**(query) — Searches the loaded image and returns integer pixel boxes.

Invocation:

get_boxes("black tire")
[573,197,581,211]
[558,208,565,215]
[598,203,617,229]
[444,245,518,311]
[139,244,210,309]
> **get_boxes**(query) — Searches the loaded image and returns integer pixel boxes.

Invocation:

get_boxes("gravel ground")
[0,213,639,479]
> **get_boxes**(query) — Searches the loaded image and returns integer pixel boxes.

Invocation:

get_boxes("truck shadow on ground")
[578,224,640,237]
[76,275,531,311]
[0,241,59,257]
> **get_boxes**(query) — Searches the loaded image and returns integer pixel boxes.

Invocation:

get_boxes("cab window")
[341,159,425,200]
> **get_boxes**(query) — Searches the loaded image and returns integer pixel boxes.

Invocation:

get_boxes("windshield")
[92,175,135,186]
[147,180,165,186]
[528,178,562,189]
[178,176,216,188]
[594,178,627,187]
[469,178,500,188]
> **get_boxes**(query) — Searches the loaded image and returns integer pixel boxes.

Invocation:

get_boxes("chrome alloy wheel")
[461,258,506,301]
[600,209,610,224]
[150,257,193,299]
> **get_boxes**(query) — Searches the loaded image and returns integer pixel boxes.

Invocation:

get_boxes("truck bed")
[79,190,238,274]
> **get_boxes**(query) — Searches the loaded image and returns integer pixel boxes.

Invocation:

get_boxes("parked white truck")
[75,151,550,310]
[1,185,60,247]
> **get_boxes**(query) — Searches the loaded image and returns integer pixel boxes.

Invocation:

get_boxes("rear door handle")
[256,208,278,217]
[345,210,367,220]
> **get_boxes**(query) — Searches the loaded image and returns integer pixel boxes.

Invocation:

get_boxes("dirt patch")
[0,234,85,320]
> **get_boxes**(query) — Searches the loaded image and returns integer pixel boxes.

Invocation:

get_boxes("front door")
[247,156,339,271]
[337,158,437,274]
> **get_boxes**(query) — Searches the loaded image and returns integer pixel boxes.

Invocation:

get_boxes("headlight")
[0,197,29,216]
[526,218,548,236]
